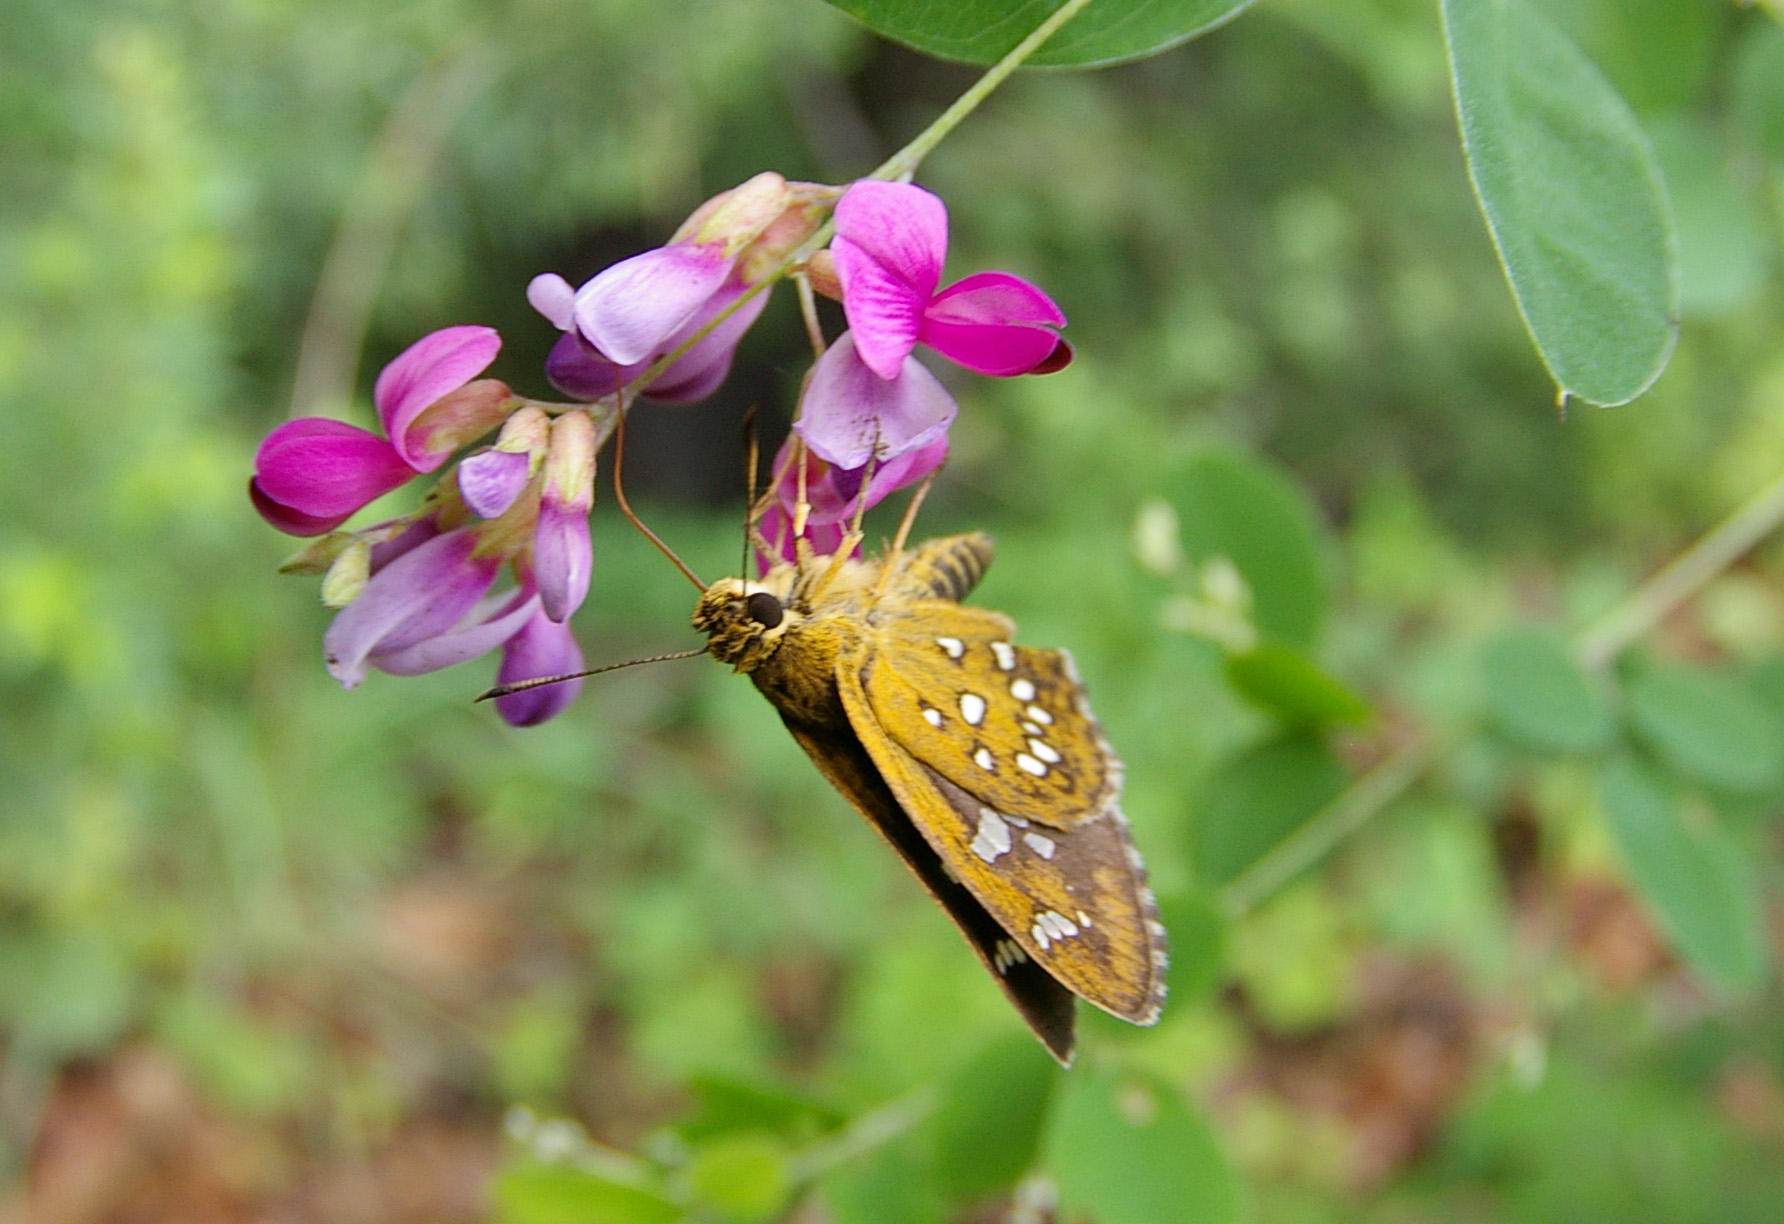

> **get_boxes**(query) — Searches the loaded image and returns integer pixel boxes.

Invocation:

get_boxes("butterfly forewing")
[863,606,1118,827]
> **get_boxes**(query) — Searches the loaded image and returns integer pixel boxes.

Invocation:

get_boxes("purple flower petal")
[527,273,577,331]
[495,610,586,726]
[458,450,533,519]
[372,587,539,676]
[368,517,441,570]
[322,528,499,688]
[545,331,632,401]
[642,285,770,403]
[572,242,734,366]
[794,332,958,471]
[252,418,418,535]
[374,326,502,471]
[920,271,1067,375]
[833,181,948,379]
[534,495,592,624]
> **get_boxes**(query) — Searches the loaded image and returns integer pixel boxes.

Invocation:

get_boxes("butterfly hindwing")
[778,715,1077,1062]
[837,638,1166,1025]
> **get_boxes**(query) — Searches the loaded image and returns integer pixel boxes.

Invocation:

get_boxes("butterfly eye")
[745,591,784,629]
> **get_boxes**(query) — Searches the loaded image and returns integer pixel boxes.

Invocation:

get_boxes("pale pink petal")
[458,450,532,519]
[832,182,948,379]
[322,529,498,688]
[534,497,592,623]
[526,273,577,330]
[252,418,416,534]
[572,242,733,366]
[794,333,957,471]
[374,326,502,470]
[373,588,539,677]
[496,610,586,726]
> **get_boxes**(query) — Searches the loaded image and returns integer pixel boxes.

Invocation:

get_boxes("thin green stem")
[1575,466,1784,670]
[1221,734,1433,915]
[871,0,1099,183]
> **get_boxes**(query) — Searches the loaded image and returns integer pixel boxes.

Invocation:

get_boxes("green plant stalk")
[1220,734,1432,915]
[1575,465,1784,670]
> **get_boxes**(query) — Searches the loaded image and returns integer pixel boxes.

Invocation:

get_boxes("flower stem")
[871,0,1099,183]
[1575,466,1784,670]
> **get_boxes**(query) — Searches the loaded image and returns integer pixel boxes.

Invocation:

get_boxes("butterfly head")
[692,576,799,673]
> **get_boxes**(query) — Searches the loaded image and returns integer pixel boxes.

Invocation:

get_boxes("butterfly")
[692,530,1167,1063]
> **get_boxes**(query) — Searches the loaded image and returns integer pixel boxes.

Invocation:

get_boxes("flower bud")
[406,378,515,465]
[321,538,372,608]
[535,410,596,623]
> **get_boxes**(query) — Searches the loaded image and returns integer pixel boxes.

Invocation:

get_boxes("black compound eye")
[745,590,784,629]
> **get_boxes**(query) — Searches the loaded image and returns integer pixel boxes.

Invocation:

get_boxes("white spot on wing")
[959,693,987,726]
[936,636,965,659]
[1011,678,1037,702]
[1027,705,1053,725]
[971,809,1011,863]
[922,707,943,728]
[990,641,1016,670]
[1016,753,1048,777]
[1032,909,1079,947]
[1022,722,1042,737]
[1024,832,1056,859]
[973,747,996,771]
[1029,739,1061,764]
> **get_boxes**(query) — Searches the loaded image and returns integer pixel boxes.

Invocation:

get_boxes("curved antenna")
[610,390,707,592]
[475,647,708,702]
[740,405,759,579]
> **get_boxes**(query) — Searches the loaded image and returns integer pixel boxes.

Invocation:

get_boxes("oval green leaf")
[1598,759,1766,993]
[1625,664,1784,794]
[1226,643,1370,727]
[1045,1070,1242,1224]
[1163,450,1330,649]
[1481,628,1614,753]
[1194,735,1346,888]
[1441,0,1677,405]
[690,1133,791,1223]
[929,1033,1060,1201]
[824,0,1256,69]
[493,1163,682,1224]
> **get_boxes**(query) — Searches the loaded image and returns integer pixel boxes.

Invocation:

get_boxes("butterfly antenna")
[476,647,709,701]
[611,389,707,591]
[740,404,760,578]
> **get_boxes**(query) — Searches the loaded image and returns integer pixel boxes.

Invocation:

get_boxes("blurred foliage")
[4,0,1784,1221]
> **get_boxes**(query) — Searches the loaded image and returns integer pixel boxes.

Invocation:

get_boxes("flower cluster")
[252,177,1069,724]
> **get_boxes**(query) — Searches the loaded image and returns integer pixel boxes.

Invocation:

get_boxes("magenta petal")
[833,181,948,379]
[495,610,586,726]
[375,326,502,471]
[919,319,1063,377]
[249,478,352,536]
[322,529,498,688]
[794,333,957,471]
[572,242,733,366]
[458,450,533,519]
[527,273,577,331]
[368,517,442,570]
[920,271,1067,375]
[373,588,539,677]
[926,271,1066,328]
[253,418,417,528]
[534,496,592,623]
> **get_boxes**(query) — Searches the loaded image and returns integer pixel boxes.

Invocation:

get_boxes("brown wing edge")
[780,716,1078,1065]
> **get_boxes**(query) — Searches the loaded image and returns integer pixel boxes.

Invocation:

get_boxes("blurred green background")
[4,0,1784,1220]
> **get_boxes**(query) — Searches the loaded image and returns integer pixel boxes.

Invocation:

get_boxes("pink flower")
[831,181,1069,379]
[793,332,958,471]
[251,326,509,536]
[322,527,536,688]
[494,610,586,726]
[756,432,948,569]
[533,411,595,623]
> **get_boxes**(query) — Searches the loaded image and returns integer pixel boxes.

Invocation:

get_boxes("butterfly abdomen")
[888,533,993,604]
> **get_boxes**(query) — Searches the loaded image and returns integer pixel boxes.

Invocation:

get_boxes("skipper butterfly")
[693,532,1166,1063]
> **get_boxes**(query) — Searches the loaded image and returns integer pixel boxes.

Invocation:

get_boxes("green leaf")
[1733,21,1784,164]
[678,1074,844,1144]
[1154,889,1227,1003]
[929,1033,1060,1201]
[1440,0,1677,405]
[492,1163,682,1224]
[1598,760,1766,993]
[1226,643,1369,727]
[1194,736,1346,888]
[1045,1070,1243,1224]
[690,1132,792,1223]
[1163,450,1330,649]
[822,1133,945,1224]
[823,0,1256,69]
[1480,628,1613,753]
[1625,664,1784,794]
